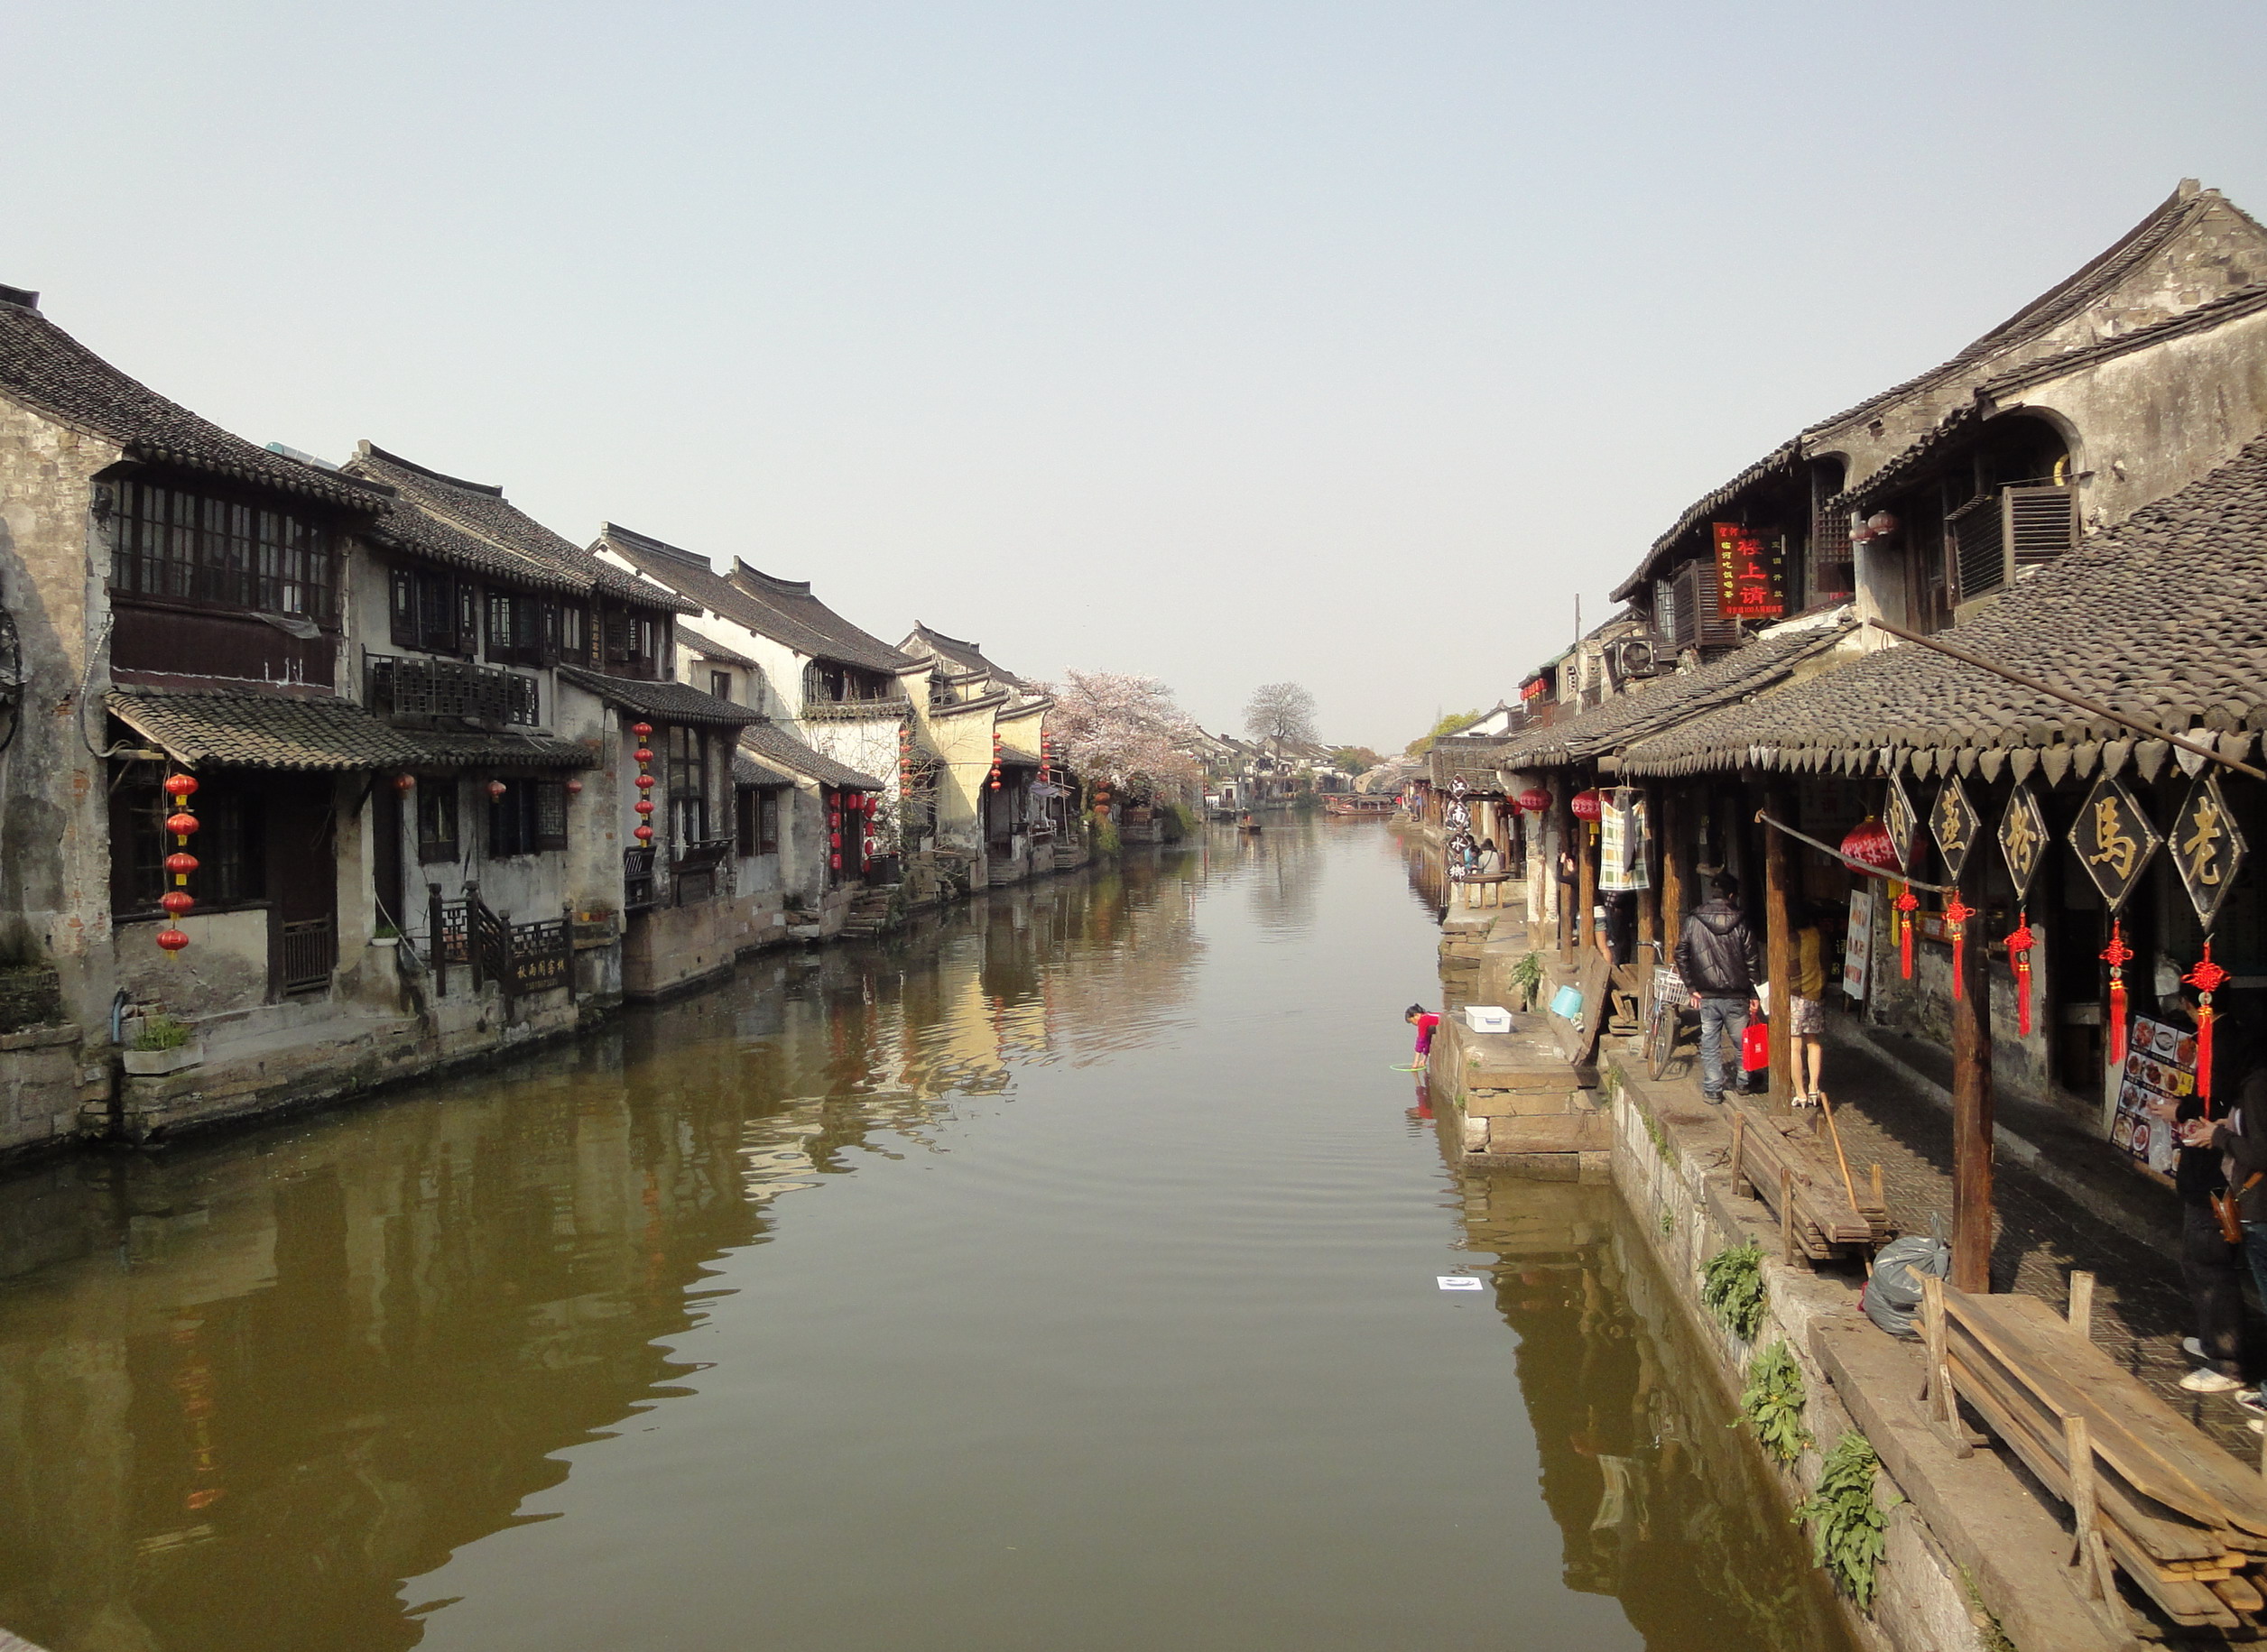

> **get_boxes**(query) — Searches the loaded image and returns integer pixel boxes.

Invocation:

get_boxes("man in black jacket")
[1673,874,1763,1103]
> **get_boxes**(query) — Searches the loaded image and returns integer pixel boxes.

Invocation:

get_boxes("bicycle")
[1644,962,1688,1083]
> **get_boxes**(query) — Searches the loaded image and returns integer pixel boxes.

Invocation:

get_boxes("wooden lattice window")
[110,479,338,625]
[487,779,568,858]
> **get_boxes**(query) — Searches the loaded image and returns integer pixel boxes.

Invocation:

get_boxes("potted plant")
[122,1012,203,1076]
[370,922,401,949]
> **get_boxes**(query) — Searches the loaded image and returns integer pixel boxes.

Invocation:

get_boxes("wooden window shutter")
[535,781,568,851]
[1695,562,1739,650]
[390,569,416,648]
[1669,565,1700,652]
[736,789,757,857]
[1653,577,1677,649]
[2004,484,2077,573]
[1948,493,2004,603]
[456,581,480,655]
[603,609,631,666]
[1809,503,1853,600]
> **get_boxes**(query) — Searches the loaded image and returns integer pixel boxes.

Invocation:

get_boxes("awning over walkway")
[107,688,417,772]
[556,665,765,728]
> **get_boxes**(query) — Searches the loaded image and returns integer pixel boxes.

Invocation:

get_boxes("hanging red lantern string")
[157,772,199,955]
[631,722,656,844]
[1838,816,1897,872]
[1893,884,1919,979]
[2186,940,2230,1107]
[1514,788,1550,815]
[2006,915,2035,1038]
[2102,919,2133,1066]
[1944,893,1973,1001]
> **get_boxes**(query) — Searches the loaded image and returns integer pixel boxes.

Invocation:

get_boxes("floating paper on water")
[1438,1276,1483,1291]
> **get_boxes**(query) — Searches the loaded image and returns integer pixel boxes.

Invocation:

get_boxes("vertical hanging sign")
[1712,522,1785,619]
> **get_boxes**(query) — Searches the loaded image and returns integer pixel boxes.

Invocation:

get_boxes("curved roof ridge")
[354,441,506,497]
[910,621,983,652]
[729,559,814,597]
[601,521,713,570]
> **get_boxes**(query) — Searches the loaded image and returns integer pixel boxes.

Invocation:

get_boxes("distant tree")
[1329,745,1383,773]
[1406,709,1482,758]
[1243,682,1319,752]
[1037,670,1203,799]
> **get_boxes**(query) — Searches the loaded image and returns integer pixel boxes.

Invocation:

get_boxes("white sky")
[10,2,2265,749]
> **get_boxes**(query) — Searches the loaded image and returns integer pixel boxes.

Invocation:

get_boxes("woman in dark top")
[2190,1066,2267,1421]
[2160,998,2251,1394]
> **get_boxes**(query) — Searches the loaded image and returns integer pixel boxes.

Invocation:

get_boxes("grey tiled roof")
[556,666,765,727]
[730,752,795,789]
[1610,440,1802,602]
[366,502,585,594]
[346,448,698,614]
[1619,434,2267,777]
[108,689,415,771]
[598,524,912,675]
[408,730,597,770]
[738,719,886,789]
[903,623,1023,688]
[0,295,389,512]
[1502,620,1854,771]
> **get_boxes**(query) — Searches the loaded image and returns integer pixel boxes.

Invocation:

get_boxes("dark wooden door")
[267,776,339,996]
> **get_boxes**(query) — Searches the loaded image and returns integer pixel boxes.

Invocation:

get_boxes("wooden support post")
[1660,789,1689,961]
[1919,1272,1972,1458]
[1763,782,1795,1107]
[1951,854,1996,1293]
[429,883,446,996]
[2068,1269,2095,1339]
[1635,788,1660,954]
[2063,1413,2119,1604]
[1729,1110,1748,1198]
[1554,780,1573,955]
[1577,793,1598,957]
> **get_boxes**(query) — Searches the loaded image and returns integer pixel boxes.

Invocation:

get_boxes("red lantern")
[163,773,199,800]
[1514,788,1550,814]
[634,748,653,766]
[864,837,877,856]
[631,722,653,738]
[830,853,842,870]
[165,812,200,837]
[634,824,655,843]
[165,852,199,876]
[161,891,195,917]
[1570,789,1603,822]
[565,779,583,795]
[155,928,190,954]
[393,772,417,794]
[636,772,656,790]
[635,798,655,816]
[829,831,842,848]
[990,780,1002,790]
[486,779,509,801]
[1866,511,1899,538]
[1839,816,1897,872]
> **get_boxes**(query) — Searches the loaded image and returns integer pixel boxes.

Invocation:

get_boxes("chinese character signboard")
[1843,887,1874,1002]
[1930,776,1980,881]
[2068,773,2160,912]
[2110,1014,2197,1175]
[1997,781,2048,901]
[1883,774,1920,875]
[2170,771,2248,931]
[1712,522,1785,619]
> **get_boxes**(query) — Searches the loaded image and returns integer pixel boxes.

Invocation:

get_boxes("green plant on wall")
[1739,1341,1812,1466]
[130,1013,191,1052]
[1658,1206,1675,1239]
[1796,1431,1891,1612]
[1511,951,1545,1011]
[1700,1241,1767,1341]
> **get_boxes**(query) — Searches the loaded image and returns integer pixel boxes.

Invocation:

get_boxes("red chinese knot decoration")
[2102,920,2134,1066]
[1894,885,1920,980]
[157,772,199,955]
[1944,893,1973,1001]
[2006,918,2036,1038]
[2187,940,2230,1105]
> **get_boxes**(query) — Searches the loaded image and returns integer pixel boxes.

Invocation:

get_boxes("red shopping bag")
[1740,1020,1771,1074]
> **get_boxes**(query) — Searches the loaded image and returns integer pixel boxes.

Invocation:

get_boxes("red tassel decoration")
[1945,893,1973,1001]
[2007,915,2035,1038]
[2186,940,2229,1108]
[2102,920,2133,1067]
[1895,885,1920,980]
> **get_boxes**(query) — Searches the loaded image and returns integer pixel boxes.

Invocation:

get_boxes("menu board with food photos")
[2109,1014,2198,1175]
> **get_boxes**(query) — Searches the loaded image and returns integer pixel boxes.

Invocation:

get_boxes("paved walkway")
[1653,1014,2266,1466]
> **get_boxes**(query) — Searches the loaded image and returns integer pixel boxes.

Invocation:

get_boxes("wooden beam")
[1952,851,1997,1293]
[1660,788,1689,961]
[1763,780,1795,1105]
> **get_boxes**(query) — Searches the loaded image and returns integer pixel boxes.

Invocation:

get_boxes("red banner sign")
[1714,522,1784,619]
[1519,677,1550,702]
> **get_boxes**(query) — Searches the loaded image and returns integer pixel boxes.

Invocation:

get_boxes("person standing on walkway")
[1789,904,1829,1106]
[2187,1065,2267,1409]
[2158,999,2250,1393]
[1673,874,1763,1105]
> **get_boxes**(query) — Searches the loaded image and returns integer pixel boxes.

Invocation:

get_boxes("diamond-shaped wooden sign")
[1931,775,1981,881]
[1997,781,2049,903]
[2170,771,2247,932]
[2068,773,2160,913]
[1884,774,1920,875]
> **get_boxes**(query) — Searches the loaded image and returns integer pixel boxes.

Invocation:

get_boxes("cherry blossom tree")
[1038,669,1203,799]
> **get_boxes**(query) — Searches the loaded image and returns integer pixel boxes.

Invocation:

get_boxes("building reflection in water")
[1455,1169,1854,1651]
[0,854,1203,1652]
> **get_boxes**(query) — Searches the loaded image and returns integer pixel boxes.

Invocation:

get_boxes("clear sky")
[10,2,2265,749]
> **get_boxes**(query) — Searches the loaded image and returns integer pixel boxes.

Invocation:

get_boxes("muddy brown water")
[0,823,1855,1652]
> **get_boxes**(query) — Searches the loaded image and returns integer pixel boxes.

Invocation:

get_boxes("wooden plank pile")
[1726,1103,1893,1261]
[1922,1275,2267,1636]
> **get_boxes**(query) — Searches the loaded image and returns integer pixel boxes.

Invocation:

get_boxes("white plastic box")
[1463,1005,1513,1034]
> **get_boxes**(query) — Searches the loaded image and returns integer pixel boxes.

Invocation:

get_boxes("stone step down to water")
[1424,1010,1609,1177]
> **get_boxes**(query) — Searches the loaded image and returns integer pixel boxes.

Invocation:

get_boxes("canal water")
[0,823,1854,1652]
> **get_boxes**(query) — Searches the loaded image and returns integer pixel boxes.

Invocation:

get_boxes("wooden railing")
[427,883,573,999]
[624,847,658,912]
